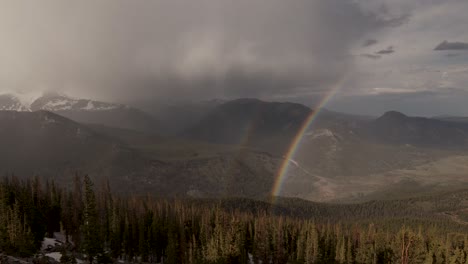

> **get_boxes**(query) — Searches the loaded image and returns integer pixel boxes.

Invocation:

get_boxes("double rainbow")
[270,75,348,201]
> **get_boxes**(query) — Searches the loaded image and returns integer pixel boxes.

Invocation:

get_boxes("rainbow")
[270,75,348,202]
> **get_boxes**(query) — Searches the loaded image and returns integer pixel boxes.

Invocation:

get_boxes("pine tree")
[346,233,354,264]
[82,175,102,263]
[335,234,346,264]
[72,174,84,248]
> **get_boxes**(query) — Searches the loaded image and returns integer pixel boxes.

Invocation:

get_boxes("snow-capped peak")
[14,90,43,108]
[31,92,124,112]
[0,91,126,112]
[0,94,32,111]
[0,89,44,110]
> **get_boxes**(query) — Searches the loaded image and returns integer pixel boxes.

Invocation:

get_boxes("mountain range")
[0,92,158,132]
[2,93,468,202]
[0,103,282,198]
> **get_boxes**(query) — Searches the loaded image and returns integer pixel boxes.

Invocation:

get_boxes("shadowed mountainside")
[3,98,468,202]
[0,110,288,198]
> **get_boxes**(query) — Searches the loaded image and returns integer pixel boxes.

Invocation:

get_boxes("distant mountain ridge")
[0,92,159,132]
[30,92,125,111]
[149,99,227,134]
[365,110,468,148]
[433,115,468,124]
[183,98,313,154]
[184,100,468,151]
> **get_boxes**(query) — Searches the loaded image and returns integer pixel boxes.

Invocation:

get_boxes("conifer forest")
[2,175,468,263]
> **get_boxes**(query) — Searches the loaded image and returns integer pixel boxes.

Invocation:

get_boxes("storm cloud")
[2,0,468,117]
[360,54,382,60]
[363,39,378,47]
[0,0,407,102]
[434,41,468,51]
[376,46,395,55]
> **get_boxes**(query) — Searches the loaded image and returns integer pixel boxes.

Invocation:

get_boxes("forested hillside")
[2,175,468,263]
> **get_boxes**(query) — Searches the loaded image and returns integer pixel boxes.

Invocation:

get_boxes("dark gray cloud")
[446,53,462,57]
[434,41,468,51]
[363,39,378,47]
[335,0,468,116]
[360,54,382,59]
[376,46,395,54]
[329,88,468,117]
[0,0,408,103]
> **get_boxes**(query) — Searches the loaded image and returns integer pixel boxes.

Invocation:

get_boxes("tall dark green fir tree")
[83,175,102,263]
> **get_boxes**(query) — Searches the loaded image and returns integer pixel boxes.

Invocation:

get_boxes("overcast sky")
[0,0,467,116]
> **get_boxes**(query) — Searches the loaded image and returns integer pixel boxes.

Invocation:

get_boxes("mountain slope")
[275,111,468,201]
[87,123,291,198]
[183,98,314,154]
[0,110,288,198]
[141,99,227,134]
[364,111,468,148]
[183,102,468,201]
[0,110,152,190]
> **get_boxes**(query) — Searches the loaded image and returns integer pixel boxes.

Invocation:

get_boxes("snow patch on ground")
[45,252,62,262]
[248,253,256,264]
[41,237,61,251]
[305,129,335,139]
[288,159,299,167]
